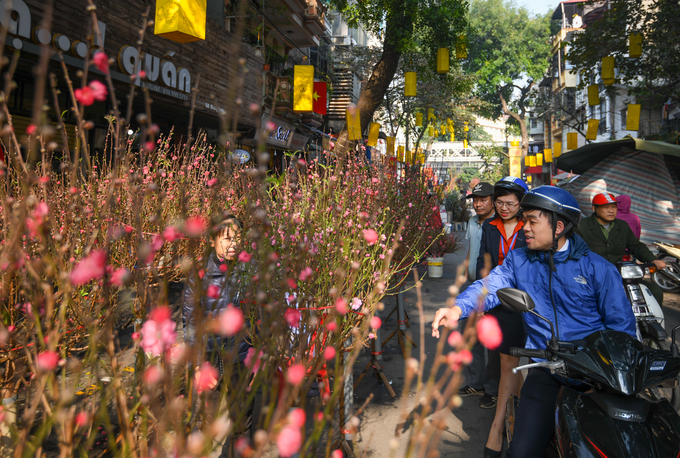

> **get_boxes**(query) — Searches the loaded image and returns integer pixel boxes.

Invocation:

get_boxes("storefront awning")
[524,166,544,174]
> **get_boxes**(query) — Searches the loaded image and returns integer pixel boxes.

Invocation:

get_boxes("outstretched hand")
[431,306,462,338]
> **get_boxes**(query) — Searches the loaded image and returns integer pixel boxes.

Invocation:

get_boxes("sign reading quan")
[262,115,294,148]
[0,0,193,101]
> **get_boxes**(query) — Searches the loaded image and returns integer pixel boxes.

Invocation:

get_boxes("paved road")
[352,233,680,457]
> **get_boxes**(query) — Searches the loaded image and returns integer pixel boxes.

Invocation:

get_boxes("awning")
[555,135,680,177]
[524,166,544,174]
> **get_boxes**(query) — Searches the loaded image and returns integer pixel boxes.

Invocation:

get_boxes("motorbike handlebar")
[510,347,548,359]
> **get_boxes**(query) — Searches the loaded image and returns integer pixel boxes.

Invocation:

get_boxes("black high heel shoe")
[483,446,502,458]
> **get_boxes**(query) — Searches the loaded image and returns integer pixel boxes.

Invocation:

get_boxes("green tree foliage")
[567,0,680,104]
[329,0,469,152]
[463,0,551,155]
[477,144,509,182]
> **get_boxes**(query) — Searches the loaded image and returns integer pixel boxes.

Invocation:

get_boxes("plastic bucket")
[427,257,444,278]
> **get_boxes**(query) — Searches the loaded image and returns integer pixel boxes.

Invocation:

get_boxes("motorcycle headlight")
[620,265,644,279]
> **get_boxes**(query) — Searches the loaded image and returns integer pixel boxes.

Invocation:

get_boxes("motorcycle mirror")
[498,288,536,313]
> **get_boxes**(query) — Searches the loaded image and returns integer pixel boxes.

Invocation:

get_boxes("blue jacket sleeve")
[592,261,637,337]
[458,252,518,318]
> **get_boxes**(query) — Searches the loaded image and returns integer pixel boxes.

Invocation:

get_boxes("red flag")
[313,82,327,115]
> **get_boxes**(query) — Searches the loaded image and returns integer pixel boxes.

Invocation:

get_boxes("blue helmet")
[494,176,529,197]
[520,186,581,226]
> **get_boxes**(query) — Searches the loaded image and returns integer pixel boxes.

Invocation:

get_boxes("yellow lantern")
[529,155,536,167]
[429,126,434,137]
[463,139,468,148]
[587,84,600,106]
[464,121,469,132]
[428,108,436,122]
[544,148,553,163]
[524,156,530,167]
[386,136,395,155]
[416,112,423,127]
[629,33,642,58]
[456,35,467,59]
[397,145,405,162]
[404,72,417,97]
[511,140,520,147]
[346,107,362,140]
[585,119,599,140]
[447,119,453,133]
[602,56,615,85]
[450,133,455,141]
[536,153,543,166]
[417,153,425,164]
[626,104,641,131]
[434,128,439,137]
[367,122,380,147]
[526,175,532,183]
[406,150,412,163]
[554,141,562,158]
[154,0,207,43]
[567,132,578,150]
[293,65,314,112]
[437,48,449,73]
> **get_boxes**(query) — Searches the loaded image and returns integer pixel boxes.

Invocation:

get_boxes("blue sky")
[520,0,558,16]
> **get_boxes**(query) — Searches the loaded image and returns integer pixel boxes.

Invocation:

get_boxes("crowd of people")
[433,178,665,457]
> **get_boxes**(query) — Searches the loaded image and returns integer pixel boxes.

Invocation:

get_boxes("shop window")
[620,108,627,130]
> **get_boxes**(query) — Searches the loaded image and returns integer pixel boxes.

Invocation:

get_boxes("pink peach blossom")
[288,408,306,428]
[323,346,336,360]
[185,216,207,237]
[26,124,36,135]
[277,425,302,457]
[70,250,107,286]
[477,315,502,350]
[140,308,177,356]
[351,297,362,310]
[36,351,59,372]
[143,365,163,386]
[286,364,306,385]
[218,306,244,336]
[326,322,337,332]
[335,298,348,315]
[110,268,129,287]
[284,309,301,328]
[299,267,312,281]
[89,80,107,102]
[74,86,94,106]
[370,317,382,329]
[92,52,109,73]
[195,362,219,394]
[447,331,463,348]
[244,348,263,373]
[362,229,378,245]
[238,251,252,263]
[163,226,183,242]
[207,284,220,299]
[74,412,90,429]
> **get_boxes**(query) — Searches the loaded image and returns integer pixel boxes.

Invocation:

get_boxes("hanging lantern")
[293,65,314,112]
[447,119,453,133]
[437,48,450,73]
[367,122,380,147]
[450,133,455,142]
[404,72,417,97]
[428,108,436,122]
[406,150,412,163]
[529,156,536,167]
[536,153,544,166]
[429,126,434,137]
[456,35,467,59]
[416,113,423,127]
[526,175,533,183]
[386,137,395,156]
[463,139,468,148]
[587,85,600,106]
[154,0,207,43]
[554,141,562,158]
[567,132,578,150]
[601,56,615,85]
[464,122,469,132]
[397,145,405,162]
[417,153,425,164]
[434,128,439,137]
[585,119,599,140]
[626,104,641,131]
[524,156,530,167]
[544,148,553,163]
[346,107,362,140]
[629,33,642,58]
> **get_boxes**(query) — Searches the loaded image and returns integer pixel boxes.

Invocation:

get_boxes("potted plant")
[426,233,459,278]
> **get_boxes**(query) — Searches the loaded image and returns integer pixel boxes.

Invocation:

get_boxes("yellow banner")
[567,132,578,150]
[346,108,362,140]
[586,119,599,140]
[386,136,395,155]
[293,65,314,112]
[626,104,641,131]
[367,122,380,147]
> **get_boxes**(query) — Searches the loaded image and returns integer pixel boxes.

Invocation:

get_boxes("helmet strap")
[548,219,574,272]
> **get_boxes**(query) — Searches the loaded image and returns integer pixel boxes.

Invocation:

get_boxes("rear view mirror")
[497,288,535,313]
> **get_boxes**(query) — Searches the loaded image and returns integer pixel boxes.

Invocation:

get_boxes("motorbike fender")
[640,284,665,328]
[556,388,680,457]
[639,320,669,341]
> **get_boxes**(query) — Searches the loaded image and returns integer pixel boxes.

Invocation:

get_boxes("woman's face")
[211,223,241,261]
[494,194,521,221]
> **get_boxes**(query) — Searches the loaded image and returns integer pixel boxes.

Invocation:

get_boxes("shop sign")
[0,0,192,100]
[262,115,294,147]
[289,133,309,151]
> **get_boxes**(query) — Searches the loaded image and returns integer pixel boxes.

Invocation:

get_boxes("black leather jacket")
[182,251,252,362]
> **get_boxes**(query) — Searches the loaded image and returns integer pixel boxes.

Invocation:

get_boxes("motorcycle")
[652,242,680,293]
[498,288,680,457]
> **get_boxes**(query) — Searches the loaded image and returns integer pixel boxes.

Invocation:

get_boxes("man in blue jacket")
[432,186,636,457]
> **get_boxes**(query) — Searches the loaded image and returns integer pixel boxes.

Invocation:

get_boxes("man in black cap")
[458,182,500,408]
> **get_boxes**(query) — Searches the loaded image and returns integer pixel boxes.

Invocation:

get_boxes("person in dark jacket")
[474,176,528,456]
[576,192,666,304]
[182,215,254,452]
[432,186,636,457]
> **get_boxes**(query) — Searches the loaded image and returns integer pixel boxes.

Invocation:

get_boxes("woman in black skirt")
[475,177,529,458]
